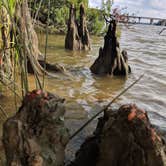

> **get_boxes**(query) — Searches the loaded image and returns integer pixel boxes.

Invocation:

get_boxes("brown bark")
[15,0,44,75]
[78,4,91,50]
[3,90,69,166]
[90,19,131,76]
[65,4,91,51]
[0,7,13,83]
[68,104,166,166]
[15,0,64,76]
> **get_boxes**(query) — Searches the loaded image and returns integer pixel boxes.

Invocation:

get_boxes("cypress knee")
[65,4,91,51]
[90,19,131,76]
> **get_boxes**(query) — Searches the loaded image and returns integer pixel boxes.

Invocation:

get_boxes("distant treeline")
[29,0,113,35]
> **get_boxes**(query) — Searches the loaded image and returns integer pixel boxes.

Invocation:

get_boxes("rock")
[90,18,131,76]
[68,104,166,166]
[3,90,69,166]
[65,4,91,51]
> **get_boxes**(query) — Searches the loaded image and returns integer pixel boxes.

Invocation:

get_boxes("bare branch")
[159,28,166,35]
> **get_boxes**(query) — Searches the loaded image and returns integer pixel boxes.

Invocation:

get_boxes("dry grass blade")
[42,0,50,89]
[0,105,8,119]
[69,74,144,140]
[32,0,44,25]
[0,79,22,101]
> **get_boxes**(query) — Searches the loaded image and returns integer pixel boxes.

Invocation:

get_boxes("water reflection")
[37,25,166,129]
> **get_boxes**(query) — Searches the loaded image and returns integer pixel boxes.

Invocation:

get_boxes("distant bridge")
[119,15,166,25]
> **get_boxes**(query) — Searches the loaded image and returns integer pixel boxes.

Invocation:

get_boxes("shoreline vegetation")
[0,0,166,165]
[28,0,112,36]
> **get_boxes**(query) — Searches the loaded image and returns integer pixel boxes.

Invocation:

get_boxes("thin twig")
[69,74,144,140]
[42,0,50,89]
[32,0,44,25]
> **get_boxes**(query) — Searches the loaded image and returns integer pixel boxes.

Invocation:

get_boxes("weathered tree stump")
[68,104,166,166]
[3,90,69,166]
[90,19,131,76]
[65,4,91,51]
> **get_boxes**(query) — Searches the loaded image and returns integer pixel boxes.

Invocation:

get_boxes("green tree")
[29,0,108,35]
[101,0,114,14]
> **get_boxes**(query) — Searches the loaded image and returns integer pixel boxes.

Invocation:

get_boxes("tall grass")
[0,0,47,97]
[0,0,49,115]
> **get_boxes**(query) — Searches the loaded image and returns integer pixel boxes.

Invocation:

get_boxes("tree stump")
[68,104,166,166]
[65,4,91,51]
[90,19,131,76]
[3,90,69,166]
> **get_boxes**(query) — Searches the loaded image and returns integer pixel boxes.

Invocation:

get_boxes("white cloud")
[89,0,166,18]
[89,0,101,8]
[113,0,166,18]
[148,0,166,10]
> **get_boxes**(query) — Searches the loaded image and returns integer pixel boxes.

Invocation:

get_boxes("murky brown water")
[0,24,166,161]
[37,25,166,125]
[38,24,166,160]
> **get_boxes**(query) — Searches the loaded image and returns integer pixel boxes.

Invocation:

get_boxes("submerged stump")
[65,4,91,51]
[68,104,166,166]
[90,19,131,76]
[3,90,69,166]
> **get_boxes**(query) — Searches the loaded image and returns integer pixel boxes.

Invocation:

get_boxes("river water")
[37,24,166,159]
[0,25,165,160]
[38,25,166,126]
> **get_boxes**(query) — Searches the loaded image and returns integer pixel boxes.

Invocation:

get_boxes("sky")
[89,0,166,19]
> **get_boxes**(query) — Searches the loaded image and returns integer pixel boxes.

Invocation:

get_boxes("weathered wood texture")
[68,104,166,166]
[3,90,69,166]
[65,4,91,51]
[16,0,64,76]
[90,19,131,76]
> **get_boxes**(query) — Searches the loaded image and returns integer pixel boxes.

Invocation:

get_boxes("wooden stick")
[159,28,166,35]
[69,74,144,140]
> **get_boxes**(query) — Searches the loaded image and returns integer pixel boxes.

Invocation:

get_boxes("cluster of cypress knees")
[65,4,131,76]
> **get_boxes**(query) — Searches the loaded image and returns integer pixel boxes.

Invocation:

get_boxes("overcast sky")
[89,0,166,19]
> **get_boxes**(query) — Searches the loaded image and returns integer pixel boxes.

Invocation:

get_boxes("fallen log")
[3,90,69,166]
[65,4,91,51]
[90,18,131,76]
[68,104,166,166]
[27,59,65,74]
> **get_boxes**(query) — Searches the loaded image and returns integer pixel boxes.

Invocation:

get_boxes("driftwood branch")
[159,28,166,35]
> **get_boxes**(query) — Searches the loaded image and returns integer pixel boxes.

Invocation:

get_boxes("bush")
[29,0,106,35]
